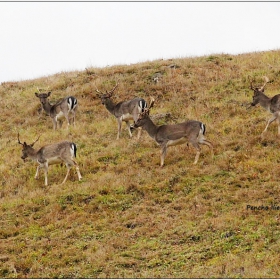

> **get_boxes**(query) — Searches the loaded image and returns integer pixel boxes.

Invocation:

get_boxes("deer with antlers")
[35,90,78,130]
[249,76,280,136]
[131,99,213,167]
[96,84,148,140]
[18,133,82,186]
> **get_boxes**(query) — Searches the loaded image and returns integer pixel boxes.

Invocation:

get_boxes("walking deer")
[249,76,280,136]
[132,99,213,167]
[18,133,82,186]
[35,91,78,130]
[96,84,147,140]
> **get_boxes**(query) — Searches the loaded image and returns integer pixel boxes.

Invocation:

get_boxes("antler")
[36,85,50,93]
[107,83,118,97]
[249,76,269,92]
[17,133,23,145]
[30,135,40,147]
[95,86,105,96]
[18,133,40,147]
[95,83,118,98]
[142,97,155,116]
[149,97,155,109]
[248,76,255,91]
[259,76,269,91]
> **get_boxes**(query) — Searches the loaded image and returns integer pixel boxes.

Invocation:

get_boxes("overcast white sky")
[1,2,280,83]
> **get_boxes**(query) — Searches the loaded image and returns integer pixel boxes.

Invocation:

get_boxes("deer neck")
[41,101,52,114]
[142,117,158,139]
[258,93,272,111]
[104,99,117,115]
[27,147,40,161]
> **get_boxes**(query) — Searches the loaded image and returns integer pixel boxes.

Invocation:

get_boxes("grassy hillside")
[1,50,280,278]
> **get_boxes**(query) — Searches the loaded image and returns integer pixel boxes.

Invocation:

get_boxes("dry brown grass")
[1,50,280,278]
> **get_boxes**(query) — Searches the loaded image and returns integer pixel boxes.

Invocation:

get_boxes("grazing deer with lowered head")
[18,133,82,186]
[35,91,78,130]
[249,76,280,136]
[132,99,213,167]
[96,84,148,140]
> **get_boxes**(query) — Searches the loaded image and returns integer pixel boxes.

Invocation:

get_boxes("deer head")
[249,76,270,108]
[95,84,118,104]
[35,91,52,104]
[18,133,40,161]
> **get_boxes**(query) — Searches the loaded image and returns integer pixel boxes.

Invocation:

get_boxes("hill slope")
[1,50,280,278]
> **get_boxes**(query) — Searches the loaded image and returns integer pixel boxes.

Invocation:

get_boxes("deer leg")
[67,111,74,125]
[43,165,48,186]
[160,145,167,167]
[125,121,133,138]
[117,119,122,140]
[76,166,82,181]
[199,139,214,158]
[60,159,81,184]
[194,149,201,165]
[72,160,82,181]
[52,118,57,130]
[190,142,201,165]
[70,112,75,126]
[65,120,70,129]
[262,115,277,135]
[73,114,76,126]
[61,168,70,184]
[136,127,143,140]
[35,165,41,180]
[64,113,71,129]
[276,117,280,136]
[59,120,63,128]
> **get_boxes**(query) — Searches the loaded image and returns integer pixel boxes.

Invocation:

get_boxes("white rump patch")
[197,125,207,143]
[70,143,75,158]
[68,98,77,111]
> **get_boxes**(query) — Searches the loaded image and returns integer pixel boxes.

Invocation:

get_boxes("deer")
[248,76,280,137]
[96,84,148,140]
[18,133,82,186]
[35,90,78,130]
[131,99,213,167]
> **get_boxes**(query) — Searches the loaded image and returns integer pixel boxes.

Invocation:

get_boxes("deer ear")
[47,92,51,96]
[35,92,39,97]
